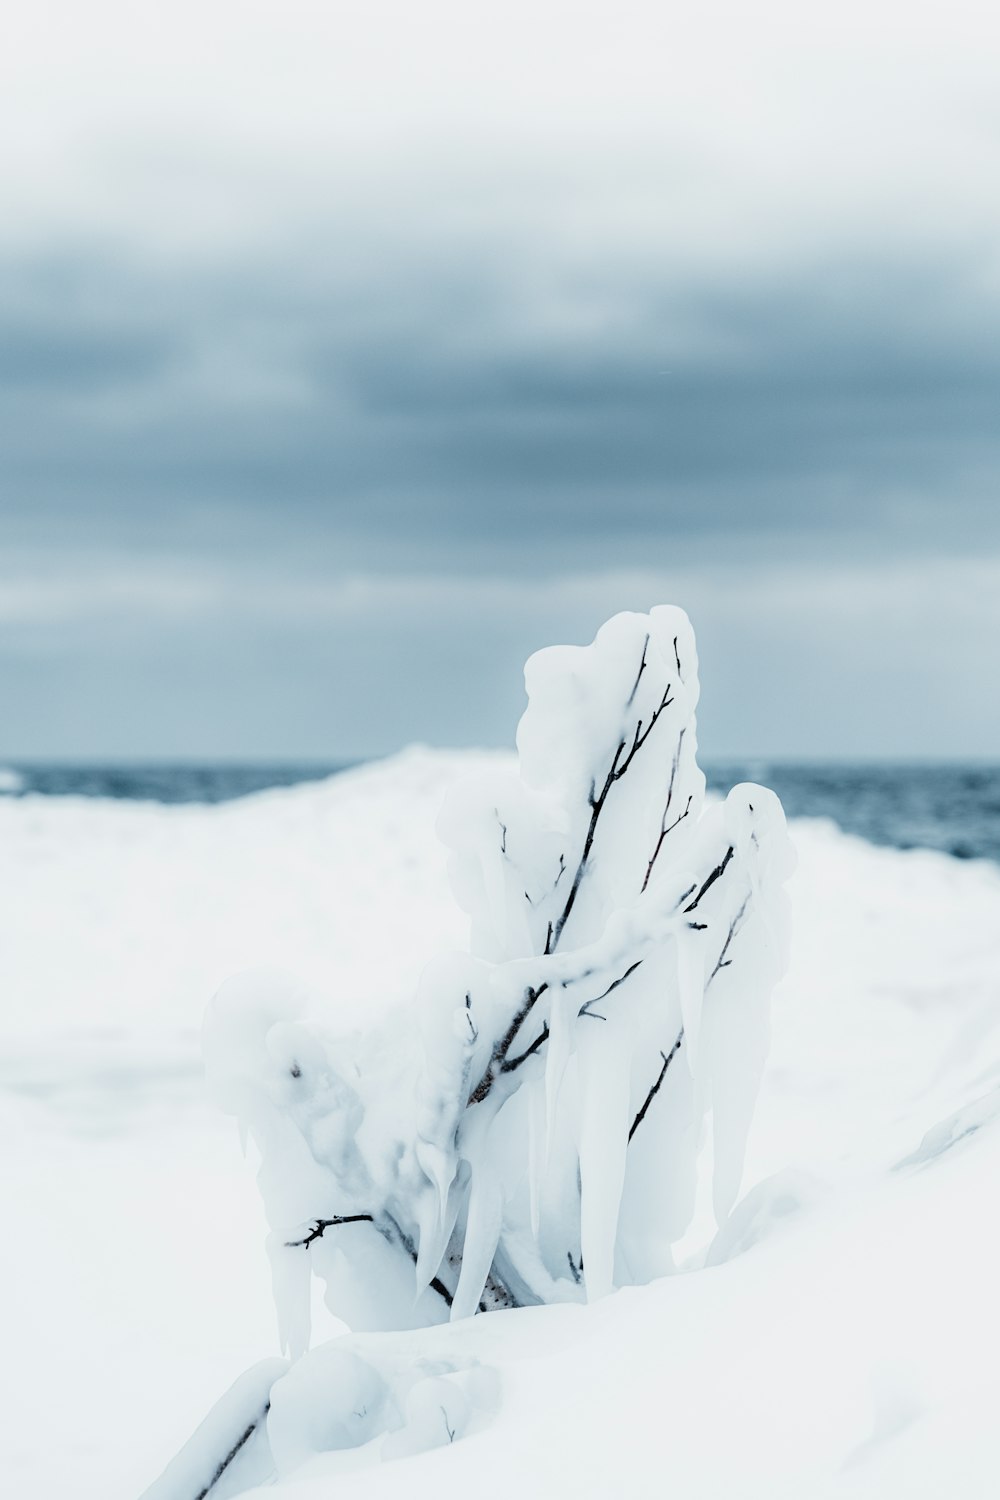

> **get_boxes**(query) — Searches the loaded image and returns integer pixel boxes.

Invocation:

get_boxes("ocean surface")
[1,760,998,866]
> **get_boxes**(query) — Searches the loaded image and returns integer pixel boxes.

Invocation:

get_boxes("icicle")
[543,985,576,1164]
[451,1158,503,1321]
[674,920,706,1074]
[267,1231,313,1360]
[577,1018,632,1301]
[527,1075,545,1240]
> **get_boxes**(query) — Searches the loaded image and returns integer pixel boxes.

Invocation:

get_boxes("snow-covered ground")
[3,748,1000,1498]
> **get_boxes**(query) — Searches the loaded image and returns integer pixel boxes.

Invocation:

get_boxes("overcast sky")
[2,0,999,760]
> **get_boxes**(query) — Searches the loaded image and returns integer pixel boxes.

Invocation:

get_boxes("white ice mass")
[147,607,793,1494]
[2,607,1000,1499]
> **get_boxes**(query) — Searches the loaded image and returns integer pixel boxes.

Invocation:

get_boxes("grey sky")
[2,1,999,759]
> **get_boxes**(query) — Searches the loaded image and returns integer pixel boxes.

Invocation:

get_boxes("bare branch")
[430,1275,455,1307]
[502,1024,549,1072]
[642,728,689,894]
[683,845,734,913]
[473,951,644,1102]
[549,645,675,952]
[290,1213,460,1318]
[628,1030,684,1143]
[467,982,550,1105]
[194,1404,270,1500]
[384,1213,458,1308]
[578,958,643,1018]
[708,894,751,984]
[612,685,674,784]
[285,1214,374,1249]
[625,633,649,707]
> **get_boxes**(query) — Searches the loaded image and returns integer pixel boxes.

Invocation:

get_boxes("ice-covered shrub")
[204,606,793,1349]
[144,605,794,1497]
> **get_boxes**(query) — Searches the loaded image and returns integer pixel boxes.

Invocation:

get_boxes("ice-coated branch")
[625,632,649,707]
[467,982,549,1105]
[683,844,735,912]
[503,1023,550,1071]
[141,1356,288,1500]
[549,661,675,953]
[577,958,643,1020]
[285,1214,374,1249]
[709,895,751,985]
[642,728,691,893]
[193,1411,266,1500]
[628,1031,684,1143]
[285,1211,459,1310]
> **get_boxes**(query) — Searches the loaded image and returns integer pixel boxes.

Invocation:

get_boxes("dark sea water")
[1,760,999,866]
[0,762,351,805]
[706,762,1000,866]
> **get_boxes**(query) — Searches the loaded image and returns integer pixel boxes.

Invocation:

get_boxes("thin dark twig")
[642,727,688,893]
[550,650,674,952]
[683,846,734,913]
[429,1274,455,1306]
[194,1403,270,1500]
[474,949,645,1098]
[643,788,693,891]
[285,1214,373,1249]
[625,633,649,707]
[502,1024,550,1072]
[384,1212,457,1307]
[628,1030,684,1143]
[708,895,750,984]
[578,959,643,1018]
[612,686,674,784]
[468,983,550,1105]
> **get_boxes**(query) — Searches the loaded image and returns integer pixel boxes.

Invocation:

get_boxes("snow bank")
[1,745,999,1498]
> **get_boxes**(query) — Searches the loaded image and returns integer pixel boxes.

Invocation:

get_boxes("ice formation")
[164,606,793,1495]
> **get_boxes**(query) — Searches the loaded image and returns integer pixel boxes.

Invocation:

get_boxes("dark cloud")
[2,241,998,579]
[2,233,999,758]
[0,321,171,389]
